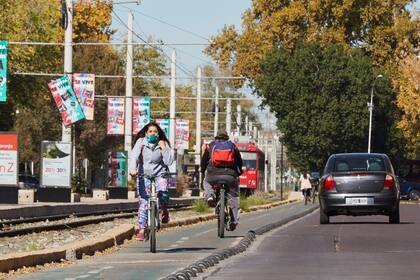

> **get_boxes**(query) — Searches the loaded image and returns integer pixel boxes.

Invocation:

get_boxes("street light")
[367,74,383,153]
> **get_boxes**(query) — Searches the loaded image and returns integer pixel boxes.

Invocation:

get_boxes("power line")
[111,9,195,77]
[7,41,207,46]
[11,71,245,80]
[128,9,209,42]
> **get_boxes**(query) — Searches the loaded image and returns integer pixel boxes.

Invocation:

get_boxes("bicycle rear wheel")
[218,189,226,238]
[149,200,157,253]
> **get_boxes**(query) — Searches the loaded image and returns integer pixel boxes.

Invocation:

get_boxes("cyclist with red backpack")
[201,130,243,231]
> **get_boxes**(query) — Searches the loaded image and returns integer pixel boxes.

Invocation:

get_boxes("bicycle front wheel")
[218,189,226,238]
[149,200,157,253]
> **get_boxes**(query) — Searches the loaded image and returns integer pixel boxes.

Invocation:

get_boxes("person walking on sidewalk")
[129,121,174,241]
[201,130,243,231]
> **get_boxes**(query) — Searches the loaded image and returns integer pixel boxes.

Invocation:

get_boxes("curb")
[0,199,301,273]
[0,224,135,273]
[161,204,318,280]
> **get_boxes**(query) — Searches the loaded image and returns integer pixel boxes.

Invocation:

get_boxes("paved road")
[205,203,420,280]
[13,201,317,280]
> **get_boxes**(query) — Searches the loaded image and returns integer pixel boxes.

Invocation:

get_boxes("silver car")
[319,153,400,224]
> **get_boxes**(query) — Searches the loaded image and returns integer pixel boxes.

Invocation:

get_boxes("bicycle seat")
[212,181,230,189]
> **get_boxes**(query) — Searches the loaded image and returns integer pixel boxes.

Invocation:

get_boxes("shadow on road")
[161,247,216,253]
[328,221,414,225]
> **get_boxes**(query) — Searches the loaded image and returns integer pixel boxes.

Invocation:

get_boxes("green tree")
[205,0,419,82]
[255,43,404,172]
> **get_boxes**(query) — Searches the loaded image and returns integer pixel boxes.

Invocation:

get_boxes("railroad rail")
[0,200,195,238]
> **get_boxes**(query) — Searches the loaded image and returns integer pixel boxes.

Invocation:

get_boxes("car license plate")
[345,197,374,205]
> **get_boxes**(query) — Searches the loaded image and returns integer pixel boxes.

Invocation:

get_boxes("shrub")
[192,199,211,213]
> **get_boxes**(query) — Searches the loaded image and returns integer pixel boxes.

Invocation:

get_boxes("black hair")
[132,121,171,148]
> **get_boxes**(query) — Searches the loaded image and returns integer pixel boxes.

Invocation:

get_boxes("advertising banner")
[107,151,127,188]
[41,141,71,187]
[133,97,151,134]
[0,133,18,186]
[176,119,189,150]
[48,75,86,126]
[155,119,170,138]
[0,41,8,102]
[73,73,95,120]
[107,97,125,135]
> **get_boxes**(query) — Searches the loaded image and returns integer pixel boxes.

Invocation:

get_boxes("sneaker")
[207,196,216,208]
[227,223,238,231]
[136,230,145,241]
[161,210,170,224]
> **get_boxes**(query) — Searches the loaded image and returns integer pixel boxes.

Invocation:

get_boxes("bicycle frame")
[213,183,232,238]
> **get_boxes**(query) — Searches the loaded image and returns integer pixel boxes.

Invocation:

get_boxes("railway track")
[0,201,194,238]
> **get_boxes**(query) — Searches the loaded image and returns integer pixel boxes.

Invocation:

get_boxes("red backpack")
[211,140,236,168]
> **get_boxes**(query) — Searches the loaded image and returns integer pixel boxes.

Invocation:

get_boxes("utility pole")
[195,67,201,166]
[271,134,278,191]
[62,0,73,174]
[226,98,232,136]
[253,127,258,143]
[62,0,72,144]
[213,83,219,137]
[124,12,134,178]
[264,135,268,192]
[169,50,176,173]
[236,104,241,135]
[245,116,249,136]
[280,138,284,200]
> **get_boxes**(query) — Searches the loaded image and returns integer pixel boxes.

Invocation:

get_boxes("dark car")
[18,174,40,189]
[398,177,420,200]
[319,153,400,224]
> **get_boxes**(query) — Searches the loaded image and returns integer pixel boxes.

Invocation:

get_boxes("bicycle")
[311,185,318,204]
[213,181,234,238]
[137,174,160,253]
[303,188,311,205]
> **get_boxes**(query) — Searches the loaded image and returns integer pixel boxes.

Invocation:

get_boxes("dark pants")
[205,174,240,224]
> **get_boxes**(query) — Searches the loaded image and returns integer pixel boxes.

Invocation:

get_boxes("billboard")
[107,97,125,135]
[155,119,170,138]
[176,119,189,150]
[73,73,95,120]
[0,133,18,186]
[48,75,86,126]
[107,151,127,188]
[0,41,8,102]
[41,141,71,187]
[133,97,151,134]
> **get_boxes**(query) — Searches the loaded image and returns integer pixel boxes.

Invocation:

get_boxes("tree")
[394,54,420,158]
[255,43,404,172]
[0,0,63,163]
[205,0,419,83]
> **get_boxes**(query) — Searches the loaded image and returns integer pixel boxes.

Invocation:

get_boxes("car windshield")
[334,156,385,172]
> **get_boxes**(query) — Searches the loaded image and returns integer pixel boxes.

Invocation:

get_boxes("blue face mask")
[146,134,159,144]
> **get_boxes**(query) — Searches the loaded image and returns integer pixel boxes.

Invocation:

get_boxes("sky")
[111,0,419,129]
[111,0,277,129]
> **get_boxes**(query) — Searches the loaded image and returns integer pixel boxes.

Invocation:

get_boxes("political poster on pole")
[107,151,127,188]
[41,141,71,188]
[133,97,151,134]
[155,119,170,138]
[0,41,8,103]
[48,75,86,126]
[73,73,95,120]
[0,133,18,186]
[107,97,125,135]
[176,119,189,150]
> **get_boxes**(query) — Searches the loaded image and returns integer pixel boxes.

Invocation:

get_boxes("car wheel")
[389,204,400,224]
[320,209,329,224]
[409,189,420,201]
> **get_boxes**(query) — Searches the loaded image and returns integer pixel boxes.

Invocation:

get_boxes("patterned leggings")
[137,176,169,229]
